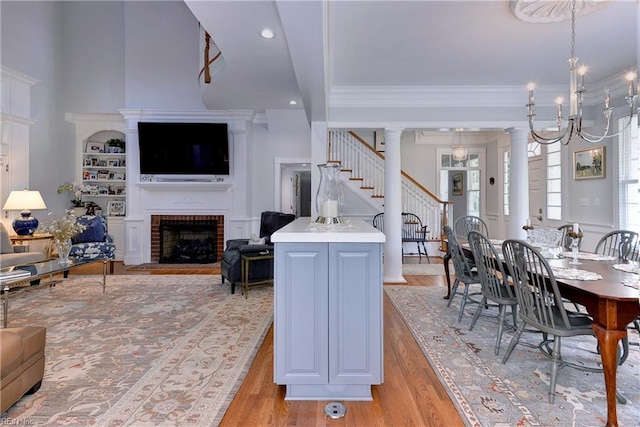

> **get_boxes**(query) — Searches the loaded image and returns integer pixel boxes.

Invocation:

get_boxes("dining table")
[444,243,640,427]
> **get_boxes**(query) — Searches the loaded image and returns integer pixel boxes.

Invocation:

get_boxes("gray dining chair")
[467,230,518,355]
[557,224,583,251]
[501,239,602,404]
[453,215,489,241]
[594,230,639,261]
[444,225,480,322]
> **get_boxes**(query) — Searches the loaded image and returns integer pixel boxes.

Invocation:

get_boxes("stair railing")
[329,130,452,251]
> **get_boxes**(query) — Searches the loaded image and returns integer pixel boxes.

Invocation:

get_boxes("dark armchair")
[221,211,296,294]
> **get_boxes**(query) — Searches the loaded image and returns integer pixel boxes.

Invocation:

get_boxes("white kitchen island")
[271,217,386,400]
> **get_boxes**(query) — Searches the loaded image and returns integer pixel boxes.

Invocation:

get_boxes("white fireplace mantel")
[119,109,254,265]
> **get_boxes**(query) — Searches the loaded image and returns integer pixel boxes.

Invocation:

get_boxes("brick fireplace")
[151,215,224,263]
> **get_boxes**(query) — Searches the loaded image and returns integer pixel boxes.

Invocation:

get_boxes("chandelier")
[452,129,468,161]
[526,0,638,145]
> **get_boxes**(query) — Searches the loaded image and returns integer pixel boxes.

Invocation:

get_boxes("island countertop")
[271,217,385,243]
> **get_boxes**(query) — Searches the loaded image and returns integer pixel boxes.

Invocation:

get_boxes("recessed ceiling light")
[260,28,275,39]
[289,100,297,105]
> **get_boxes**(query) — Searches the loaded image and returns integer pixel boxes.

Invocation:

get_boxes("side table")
[10,233,55,259]
[240,252,275,298]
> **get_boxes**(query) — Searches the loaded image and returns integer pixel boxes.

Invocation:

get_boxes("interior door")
[528,156,544,227]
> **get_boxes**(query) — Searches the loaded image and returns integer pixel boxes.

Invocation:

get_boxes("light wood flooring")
[71,258,464,426]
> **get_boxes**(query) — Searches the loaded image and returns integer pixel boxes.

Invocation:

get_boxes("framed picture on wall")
[374,131,385,152]
[573,146,605,180]
[452,172,464,196]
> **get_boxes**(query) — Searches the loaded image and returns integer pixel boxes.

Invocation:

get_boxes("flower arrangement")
[567,230,583,239]
[38,210,86,242]
[58,182,90,207]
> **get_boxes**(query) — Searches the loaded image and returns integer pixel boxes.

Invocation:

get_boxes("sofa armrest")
[225,239,250,251]
[106,234,115,244]
[238,244,274,255]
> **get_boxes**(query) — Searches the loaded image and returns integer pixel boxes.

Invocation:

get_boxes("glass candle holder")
[315,163,344,225]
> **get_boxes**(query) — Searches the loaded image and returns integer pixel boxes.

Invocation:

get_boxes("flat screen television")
[138,122,230,178]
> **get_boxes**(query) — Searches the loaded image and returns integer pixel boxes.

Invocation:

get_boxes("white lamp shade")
[3,190,47,211]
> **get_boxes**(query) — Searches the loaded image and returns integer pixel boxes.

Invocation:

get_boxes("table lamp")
[2,189,48,235]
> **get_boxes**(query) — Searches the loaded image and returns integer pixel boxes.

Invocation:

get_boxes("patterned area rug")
[402,263,446,276]
[1,275,273,426]
[385,285,640,426]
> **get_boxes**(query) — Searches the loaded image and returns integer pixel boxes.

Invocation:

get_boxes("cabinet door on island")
[274,241,383,401]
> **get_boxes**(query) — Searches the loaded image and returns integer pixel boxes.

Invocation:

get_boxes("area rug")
[402,263,445,276]
[125,262,220,270]
[1,275,273,426]
[385,285,639,427]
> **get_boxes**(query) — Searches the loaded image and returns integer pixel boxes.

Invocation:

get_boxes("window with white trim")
[546,141,561,220]
[618,115,639,231]
[503,150,510,215]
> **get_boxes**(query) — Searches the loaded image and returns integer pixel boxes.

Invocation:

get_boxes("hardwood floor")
[74,259,464,426]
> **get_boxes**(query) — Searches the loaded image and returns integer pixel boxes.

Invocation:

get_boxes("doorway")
[279,163,311,217]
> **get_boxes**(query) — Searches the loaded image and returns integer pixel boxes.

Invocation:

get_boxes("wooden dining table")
[444,245,639,427]
[547,258,639,427]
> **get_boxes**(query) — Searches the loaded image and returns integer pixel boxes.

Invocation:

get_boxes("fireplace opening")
[159,219,218,264]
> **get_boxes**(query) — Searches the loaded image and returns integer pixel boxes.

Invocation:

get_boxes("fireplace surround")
[151,215,224,263]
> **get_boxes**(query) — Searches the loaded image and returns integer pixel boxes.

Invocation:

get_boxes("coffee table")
[1,257,108,327]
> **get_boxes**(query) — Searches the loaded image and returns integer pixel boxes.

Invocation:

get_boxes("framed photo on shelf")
[451,172,464,196]
[107,159,120,167]
[107,200,125,216]
[85,141,104,153]
[573,146,605,180]
[83,158,92,166]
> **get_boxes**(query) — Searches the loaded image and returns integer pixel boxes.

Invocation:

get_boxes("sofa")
[221,211,296,294]
[0,223,46,269]
[0,326,47,413]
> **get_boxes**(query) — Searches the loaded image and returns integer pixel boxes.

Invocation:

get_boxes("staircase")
[329,131,451,250]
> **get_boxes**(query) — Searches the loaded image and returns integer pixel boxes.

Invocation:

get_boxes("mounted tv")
[138,122,229,178]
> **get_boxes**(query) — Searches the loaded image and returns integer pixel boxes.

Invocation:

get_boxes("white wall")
[1,1,310,226]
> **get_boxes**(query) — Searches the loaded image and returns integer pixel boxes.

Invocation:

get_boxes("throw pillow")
[1,223,15,254]
[72,217,106,244]
[248,233,265,245]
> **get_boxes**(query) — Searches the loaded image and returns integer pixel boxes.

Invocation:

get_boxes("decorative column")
[383,128,406,283]
[506,127,529,239]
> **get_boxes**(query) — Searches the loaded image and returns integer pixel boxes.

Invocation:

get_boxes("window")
[503,150,510,216]
[618,115,639,231]
[546,141,561,220]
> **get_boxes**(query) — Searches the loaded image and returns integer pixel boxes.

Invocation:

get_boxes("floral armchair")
[69,215,116,273]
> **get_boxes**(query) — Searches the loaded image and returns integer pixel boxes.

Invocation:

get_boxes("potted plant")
[106,138,125,153]
[38,210,86,266]
[57,182,91,216]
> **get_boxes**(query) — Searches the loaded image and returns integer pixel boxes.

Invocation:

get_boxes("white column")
[506,127,529,239]
[383,128,406,283]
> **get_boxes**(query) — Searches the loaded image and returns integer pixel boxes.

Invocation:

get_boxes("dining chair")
[444,225,480,322]
[467,230,518,355]
[453,215,489,241]
[500,239,602,404]
[594,230,639,261]
[557,224,583,251]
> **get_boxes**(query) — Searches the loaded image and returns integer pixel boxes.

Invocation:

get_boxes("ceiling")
[185,0,638,126]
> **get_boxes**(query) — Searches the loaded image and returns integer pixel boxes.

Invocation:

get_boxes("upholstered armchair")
[69,215,116,273]
[221,211,295,294]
